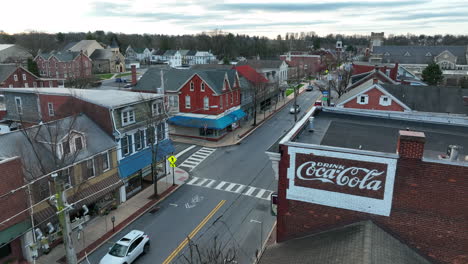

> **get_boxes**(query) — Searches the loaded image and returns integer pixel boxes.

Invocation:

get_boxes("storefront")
[0,221,31,263]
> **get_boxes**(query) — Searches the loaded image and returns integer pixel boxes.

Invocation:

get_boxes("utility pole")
[52,172,78,264]
[294,65,299,122]
[327,73,332,107]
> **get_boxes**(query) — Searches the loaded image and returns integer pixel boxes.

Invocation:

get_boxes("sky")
[2,0,468,38]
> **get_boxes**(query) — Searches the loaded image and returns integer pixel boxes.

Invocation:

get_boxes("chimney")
[131,65,137,86]
[397,130,425,159]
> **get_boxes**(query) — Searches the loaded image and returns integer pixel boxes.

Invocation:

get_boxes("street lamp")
[111,216,116,232]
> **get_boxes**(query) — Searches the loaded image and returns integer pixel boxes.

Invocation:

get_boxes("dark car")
[306,85,314,91]
[115,78,127,83]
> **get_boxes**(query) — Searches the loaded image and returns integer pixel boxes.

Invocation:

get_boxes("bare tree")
[179,236,237,264]
[334,65,353,98]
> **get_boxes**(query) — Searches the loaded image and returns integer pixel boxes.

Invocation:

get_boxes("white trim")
[176,105,240,119]
[286,146,397,216]
[379,95,391,106]
[337,84,411,111]
[357,94,369,105]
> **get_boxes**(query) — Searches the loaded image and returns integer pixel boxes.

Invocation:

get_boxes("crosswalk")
[186,176,274,201]
[179,147,216,172]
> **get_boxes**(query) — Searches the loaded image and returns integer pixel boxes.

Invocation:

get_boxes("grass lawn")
[286,89,294,96]
[115,72,132,78]
[95,73,114,80]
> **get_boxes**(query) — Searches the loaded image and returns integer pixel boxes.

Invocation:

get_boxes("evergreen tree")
[422,62,443,85]
[27,58,39,76]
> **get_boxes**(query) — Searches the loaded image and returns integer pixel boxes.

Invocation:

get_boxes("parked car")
[123,83,132,88]
[99,230,150,264]
[306,85,314,91]
[289,105,301,114]
[314,100,322,107]
[115,78,128,83]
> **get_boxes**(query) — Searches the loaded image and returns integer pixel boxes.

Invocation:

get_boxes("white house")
[194,51,217,64]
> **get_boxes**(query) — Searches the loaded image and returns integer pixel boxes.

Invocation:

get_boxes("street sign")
[170,163,177,168]
[168,156,177,163]
[322,97,329,101]
[322,91,329,95]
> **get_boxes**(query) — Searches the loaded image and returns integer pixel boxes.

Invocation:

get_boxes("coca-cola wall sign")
[286,146,397,216]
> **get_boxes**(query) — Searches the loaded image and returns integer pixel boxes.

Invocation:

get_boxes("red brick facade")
[0,66,60,88]
[277,133,468,263]
[279,55,321,77]
[35,53,92,80]
[342,86,406,111]
[176,74,241,115]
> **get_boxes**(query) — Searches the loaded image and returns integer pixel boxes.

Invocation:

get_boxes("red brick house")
[280,52,322,78]
[0,157,29,263]
[34,51,92,80]
[134,68,245,141]
[0,64,62,88]
[336,83,468,115]
[265,107,468,264]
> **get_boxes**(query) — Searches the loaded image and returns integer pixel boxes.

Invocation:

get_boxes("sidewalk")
[36,168,189,264]
[171,85,308,148]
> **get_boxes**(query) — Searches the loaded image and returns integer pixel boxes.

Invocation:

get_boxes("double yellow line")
[162,200,226,264]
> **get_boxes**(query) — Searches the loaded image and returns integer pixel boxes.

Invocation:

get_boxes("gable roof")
[37,51,81,62]
[186,50,197,56]
[67,40,104,53]
[179,50,190,56]
[62,42,78,52]
[134,68,238,94]
[90,49,113,60]
[0,44,15,51]
[237,59,285,69]
[0,64,18,83]
[234,65,268,84]
[381,84,468,114]
[109,39,119,49]
[351,62,398,81]
[164,50,178,56]
[348,69,397,90]
[259,221,431,264]
[373,46,467,65]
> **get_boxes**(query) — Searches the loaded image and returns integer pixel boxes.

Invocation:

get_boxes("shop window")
[0,243,12,259]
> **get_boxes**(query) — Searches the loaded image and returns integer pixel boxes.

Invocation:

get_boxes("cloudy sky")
[2,0,468,37]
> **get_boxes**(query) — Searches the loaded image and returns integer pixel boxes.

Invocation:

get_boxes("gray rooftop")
[259,221,431,264]
[0,88,162,109]
[0,114,115,179]
[90,49,113,60]
[38,51,81,62]
[134,68,238,94]
[291,109,468,160]
[164,50,178,56]
[0,64,17,82]
[373,46,467,65]
[237,59,285,69]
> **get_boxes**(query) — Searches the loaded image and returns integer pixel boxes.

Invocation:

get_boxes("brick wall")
[35,53,92,80]
[277,132,468,263]
[343,87,405,111]
[1,67,39,88]
[0,157,28,230]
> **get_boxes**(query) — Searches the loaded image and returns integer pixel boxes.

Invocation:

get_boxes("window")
[358,94,368,105]
[204,97,209,110]
[62,141,70,155]
[33,82,37,88]
[185,95,191,108]
[134,130,144,150]
[231,93,233,104]
[49,81,53,87]
[86,159,95,179]
[101,152,110,171]
[404,51,411,57]
[219,95,223,109]
[225,94,228,106]
[61,168,72,189]
[190,81,194,91]
[146,127,155,145]
[75,136,83,151]
[152,101,163,115]
[8,84,13,88]
[13,74,18,82]
[129,237,143,253]
[157,122,166,141]
[22,73,27,81]
[379,95,391,106]
[121,109,135,126]
[121,135,132,156]
[24,83,28,88]
[48,102,54,116]
[201,82,205,92]
[169,96,179,110]
[15,97,22,114]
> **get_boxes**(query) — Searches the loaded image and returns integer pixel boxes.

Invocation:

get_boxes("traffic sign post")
[168,156,177,186]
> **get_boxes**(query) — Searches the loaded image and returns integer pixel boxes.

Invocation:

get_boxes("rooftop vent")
[439,145,463,161]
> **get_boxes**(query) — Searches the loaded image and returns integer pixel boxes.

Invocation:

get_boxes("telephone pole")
[52,173,78,264]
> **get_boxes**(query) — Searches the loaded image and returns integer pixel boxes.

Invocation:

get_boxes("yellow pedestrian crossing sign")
[170,163,177,168]
[168,156,177,163]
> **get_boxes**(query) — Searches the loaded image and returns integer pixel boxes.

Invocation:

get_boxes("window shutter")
[95,155,103,176]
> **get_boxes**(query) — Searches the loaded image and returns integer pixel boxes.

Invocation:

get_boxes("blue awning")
[168,109,246,130]
[118,139,175,178]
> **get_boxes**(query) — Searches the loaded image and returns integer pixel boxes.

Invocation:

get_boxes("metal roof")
[0,64,17,82]
[373,46,467,65]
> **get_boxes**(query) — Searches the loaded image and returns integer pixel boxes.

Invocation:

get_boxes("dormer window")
[75,137,83,151]
[190,81,194,91]
[62,141,70,155]
[404,51,411,57]
[384,52,390,56]
[425,52,432,57]
[121,108,135,126]
[60,133,85,157]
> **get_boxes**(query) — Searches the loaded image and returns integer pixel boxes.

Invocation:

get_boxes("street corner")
[174,167,190,184]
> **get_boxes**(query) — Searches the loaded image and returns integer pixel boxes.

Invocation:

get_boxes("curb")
[254,221,277,264]
[75,183,184,263]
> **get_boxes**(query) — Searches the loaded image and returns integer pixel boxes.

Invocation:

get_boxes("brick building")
[134,68,244,141]
[0,157,29,263]
[265,107,468,264]
[0,64,62,88]
[280,52,322,79]
[34,51,92,80]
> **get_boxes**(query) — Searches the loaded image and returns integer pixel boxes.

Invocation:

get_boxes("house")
[150,49,166,64]
[280,52,322,78]
[185,50,198,65]
[336,82,468,115]
[265,107,468,264]
[0,64,63,88]
[0,44,33,65]
[236,59,288,84]
[234,65,269,121]
[194,51,217,64]
[163,50,182,67]
[0,88,173,201]
[350,62,426,86]
[66,40,104,57]
[134,68,244,141]
[90,49,125,73]
[34,51,92,80]
[0,114,121,262]
[125,46,151,63]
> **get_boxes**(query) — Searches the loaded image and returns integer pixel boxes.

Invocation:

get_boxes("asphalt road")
[84,89,320,264]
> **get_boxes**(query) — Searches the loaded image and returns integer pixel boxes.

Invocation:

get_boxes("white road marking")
[187,177,199,185]
[178,147,217,172]
[196,178,208,186]
[205,180,216,188]
[255,189,266,198]
[225,183,237,192]
[215,181,227,190]
[175,145,197,158]
[244,186,256,196]
[250,219,262,224]
[169,203,178,207]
